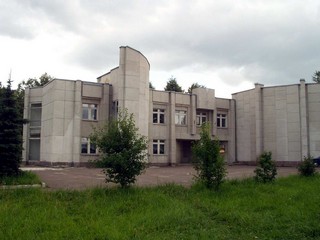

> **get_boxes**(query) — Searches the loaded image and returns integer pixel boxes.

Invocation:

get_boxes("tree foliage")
[312,71,320,83]
[192,123,226,190]
[187,82,205,93]
[16,73,53,120]
[90,109,148,188]
[254,151,277,183]
[298,155,316,177]
[0,80,27,177]
[149,82,155,90]
[164,76,183,92]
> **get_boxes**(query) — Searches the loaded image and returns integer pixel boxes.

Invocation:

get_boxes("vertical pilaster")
[190,94,196,135]
[228,99,236,163]
[299,79,309,158]
[72,80,82,164]
[255,83,264,158]
[22,88,30,162]
[169,92,176,165]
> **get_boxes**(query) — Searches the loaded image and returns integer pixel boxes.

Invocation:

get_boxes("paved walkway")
[23,165,301,190]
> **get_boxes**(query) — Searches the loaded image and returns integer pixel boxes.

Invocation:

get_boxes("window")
[153,140,165,155]
[29,103,42,161]
[82,104,97,120]
[112,100,119,117]
[30,103,42,127]
[175,110,187,125]
[153,108,165,124]
[196,112,207,126]
[81,137,97,154]
[217,113,227,128]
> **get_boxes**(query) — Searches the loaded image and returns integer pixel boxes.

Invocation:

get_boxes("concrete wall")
[23,79,111,166]
[148,88,234,165]
[307,83,320,158]
[105,46,150,138]
[232,80,319,165]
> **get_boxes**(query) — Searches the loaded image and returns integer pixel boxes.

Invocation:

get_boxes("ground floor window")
[153,140,165,155]
[81,137,97,154]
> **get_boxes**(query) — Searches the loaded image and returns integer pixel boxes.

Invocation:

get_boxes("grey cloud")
[0,1,37,38]
[6,0,318,87]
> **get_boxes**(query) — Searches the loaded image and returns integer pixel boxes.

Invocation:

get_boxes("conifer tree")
[164,76,183,92]
[0,80,27,177]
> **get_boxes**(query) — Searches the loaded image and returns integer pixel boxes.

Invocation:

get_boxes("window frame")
[82,103,98,121]
[153,108,165,124]
[175,110,187,125]
[81,137,97,155]
[196,111,207,126]
[153,140,165,155]
[217,113,227,128]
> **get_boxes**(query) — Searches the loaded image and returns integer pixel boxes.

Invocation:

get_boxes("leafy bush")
[298,155,316,177]
[90,109,148,188]
[192,123,226,190]
[254,151,277,183]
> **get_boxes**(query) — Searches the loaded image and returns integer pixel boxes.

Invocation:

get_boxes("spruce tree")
[0,80,27,177]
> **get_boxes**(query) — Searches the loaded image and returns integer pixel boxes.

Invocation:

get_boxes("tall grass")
[0,171,41,185]
[0,175,319,239]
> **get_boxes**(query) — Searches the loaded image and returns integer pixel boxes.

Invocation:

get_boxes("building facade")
[22,46,320,166]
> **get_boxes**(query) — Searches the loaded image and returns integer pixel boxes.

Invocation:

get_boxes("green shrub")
[90,109,147,188]
[254,151,277,183]
[192,123,226,190]
[298,155,316,177]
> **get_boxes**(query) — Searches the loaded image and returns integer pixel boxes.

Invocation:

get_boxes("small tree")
[254,151,277,183]
[0,80,27,177]
[90,109,148,188]
[187,83,205,93]
[192,123,226,190]
[164,76,183,92]
[312,71,320,83]
[298,155,316,177]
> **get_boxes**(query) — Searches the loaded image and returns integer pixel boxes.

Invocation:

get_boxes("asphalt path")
[23,165,301,190]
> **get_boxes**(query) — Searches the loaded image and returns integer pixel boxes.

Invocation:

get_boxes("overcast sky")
[0,0,319,98]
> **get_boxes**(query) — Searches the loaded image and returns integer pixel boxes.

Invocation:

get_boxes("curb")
[1,182,46,190]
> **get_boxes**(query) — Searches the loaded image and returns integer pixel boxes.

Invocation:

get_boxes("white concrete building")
[22,46,320,166]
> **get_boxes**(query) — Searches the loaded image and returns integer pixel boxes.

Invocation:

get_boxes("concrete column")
[254,83,264,158]
[190,94,196,135]
[299,79,309,158]
[228,99,236,163]
[72,80,82,164]
[22,88,30,162]
[212,110,217,136]
[169,92,176,165]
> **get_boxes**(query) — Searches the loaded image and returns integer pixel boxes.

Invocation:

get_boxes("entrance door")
[177,140,193,164]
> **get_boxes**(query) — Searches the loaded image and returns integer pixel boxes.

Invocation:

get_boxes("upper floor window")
[153,140,165,155]
[153,108,165,124]
[196,112,207,126]
[82,104,97,120]
[217,113,227,128]
[175,110,187,125]
[30,103,42,127]
[81,137,97,154]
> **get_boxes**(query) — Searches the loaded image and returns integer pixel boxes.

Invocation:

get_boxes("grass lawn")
[0,175,320,239]
[0,171,41,186]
